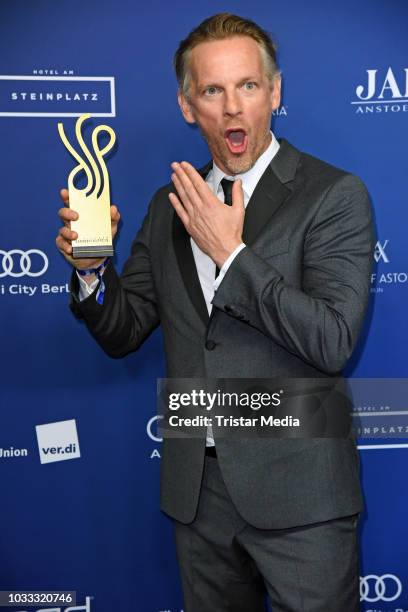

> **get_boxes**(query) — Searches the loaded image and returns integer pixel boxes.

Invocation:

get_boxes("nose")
[223,88,242,117]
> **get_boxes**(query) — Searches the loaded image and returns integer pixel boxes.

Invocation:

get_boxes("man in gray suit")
[57,13,373,612]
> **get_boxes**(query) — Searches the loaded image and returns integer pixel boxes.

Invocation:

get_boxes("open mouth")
[224,128,248,154]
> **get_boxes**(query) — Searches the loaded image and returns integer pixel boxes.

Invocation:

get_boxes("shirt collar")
[211,131,280,201]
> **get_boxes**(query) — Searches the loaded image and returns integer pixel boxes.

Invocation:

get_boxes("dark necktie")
[215,178,235,277]
[220,177,234,206]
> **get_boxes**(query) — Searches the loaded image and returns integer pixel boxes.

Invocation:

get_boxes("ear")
[270,75,282,112]
[178,90,196,124]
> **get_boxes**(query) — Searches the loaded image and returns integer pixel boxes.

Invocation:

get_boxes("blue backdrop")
[0,1,407,610]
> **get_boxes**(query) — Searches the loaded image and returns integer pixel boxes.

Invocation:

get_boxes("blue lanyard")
[77,258,110,305]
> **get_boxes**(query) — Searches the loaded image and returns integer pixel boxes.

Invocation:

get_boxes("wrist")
[77,258,109,283]
[76,258,110,305]
[214,241,244,269]
[75,257,105,271]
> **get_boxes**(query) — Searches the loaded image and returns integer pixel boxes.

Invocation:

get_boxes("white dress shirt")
[78,132,280,446]
[193,131,280,315]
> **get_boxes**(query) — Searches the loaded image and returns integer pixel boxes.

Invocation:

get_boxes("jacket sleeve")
[69,193,160,358]
[211,174,375,374]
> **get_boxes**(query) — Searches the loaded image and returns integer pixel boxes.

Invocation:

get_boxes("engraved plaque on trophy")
[58,113,116,258]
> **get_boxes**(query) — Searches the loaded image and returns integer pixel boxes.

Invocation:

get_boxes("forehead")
[189,36,264,84]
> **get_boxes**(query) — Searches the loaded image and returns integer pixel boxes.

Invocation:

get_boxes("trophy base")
[73,245,114,259]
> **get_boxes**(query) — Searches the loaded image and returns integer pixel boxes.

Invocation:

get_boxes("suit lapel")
[243,165,289,245]
[243,138,300,245]
[172,160,212,327]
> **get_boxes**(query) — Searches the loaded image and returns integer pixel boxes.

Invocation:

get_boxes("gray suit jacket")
[70,138,374,528]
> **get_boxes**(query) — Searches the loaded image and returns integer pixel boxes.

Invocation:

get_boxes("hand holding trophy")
[56,114,120,271]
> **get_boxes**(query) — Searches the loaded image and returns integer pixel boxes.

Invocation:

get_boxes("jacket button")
[205,340,217,351]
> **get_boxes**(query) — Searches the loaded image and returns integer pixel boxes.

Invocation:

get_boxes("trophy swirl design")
[58,113,116,258]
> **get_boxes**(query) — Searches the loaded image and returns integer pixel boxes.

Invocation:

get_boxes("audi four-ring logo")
[360,574,402,602]
[0,249,49,278]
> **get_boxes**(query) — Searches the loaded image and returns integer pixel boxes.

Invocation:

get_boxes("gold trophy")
[58,114,116,258]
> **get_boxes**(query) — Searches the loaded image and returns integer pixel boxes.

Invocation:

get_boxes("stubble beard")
[205,129,271,176]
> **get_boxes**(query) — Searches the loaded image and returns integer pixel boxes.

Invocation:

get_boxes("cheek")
[252,108,273,132]
[195,108,219,130]
[196,100,224,122]
[201,118,224,141]
[243,99,270,125]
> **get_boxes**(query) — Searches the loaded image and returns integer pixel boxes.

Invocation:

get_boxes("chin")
[224,156,255,176]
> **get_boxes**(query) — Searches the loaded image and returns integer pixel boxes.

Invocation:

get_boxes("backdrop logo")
[352,67,408,114]
[0,247,70,298]
[360,574,402,603]
[147,415,163,459]
[0,249,48,278]
[0,75,115,117]
[36,419,81,464]
[0,446,28,459]
[374,240,389,264]
[371,238,407,294]
[147,415,163,443]
[272,104,288,117]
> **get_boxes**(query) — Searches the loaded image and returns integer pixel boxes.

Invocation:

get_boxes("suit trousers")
[173,454,360,612]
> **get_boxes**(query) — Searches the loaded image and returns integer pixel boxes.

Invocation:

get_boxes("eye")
[204,86,220,96]
[243,82,257,91]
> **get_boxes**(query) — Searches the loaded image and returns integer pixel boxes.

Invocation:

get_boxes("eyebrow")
[197,76,260,90]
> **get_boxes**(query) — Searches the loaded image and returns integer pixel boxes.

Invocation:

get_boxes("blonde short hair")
[174,13,280,99]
